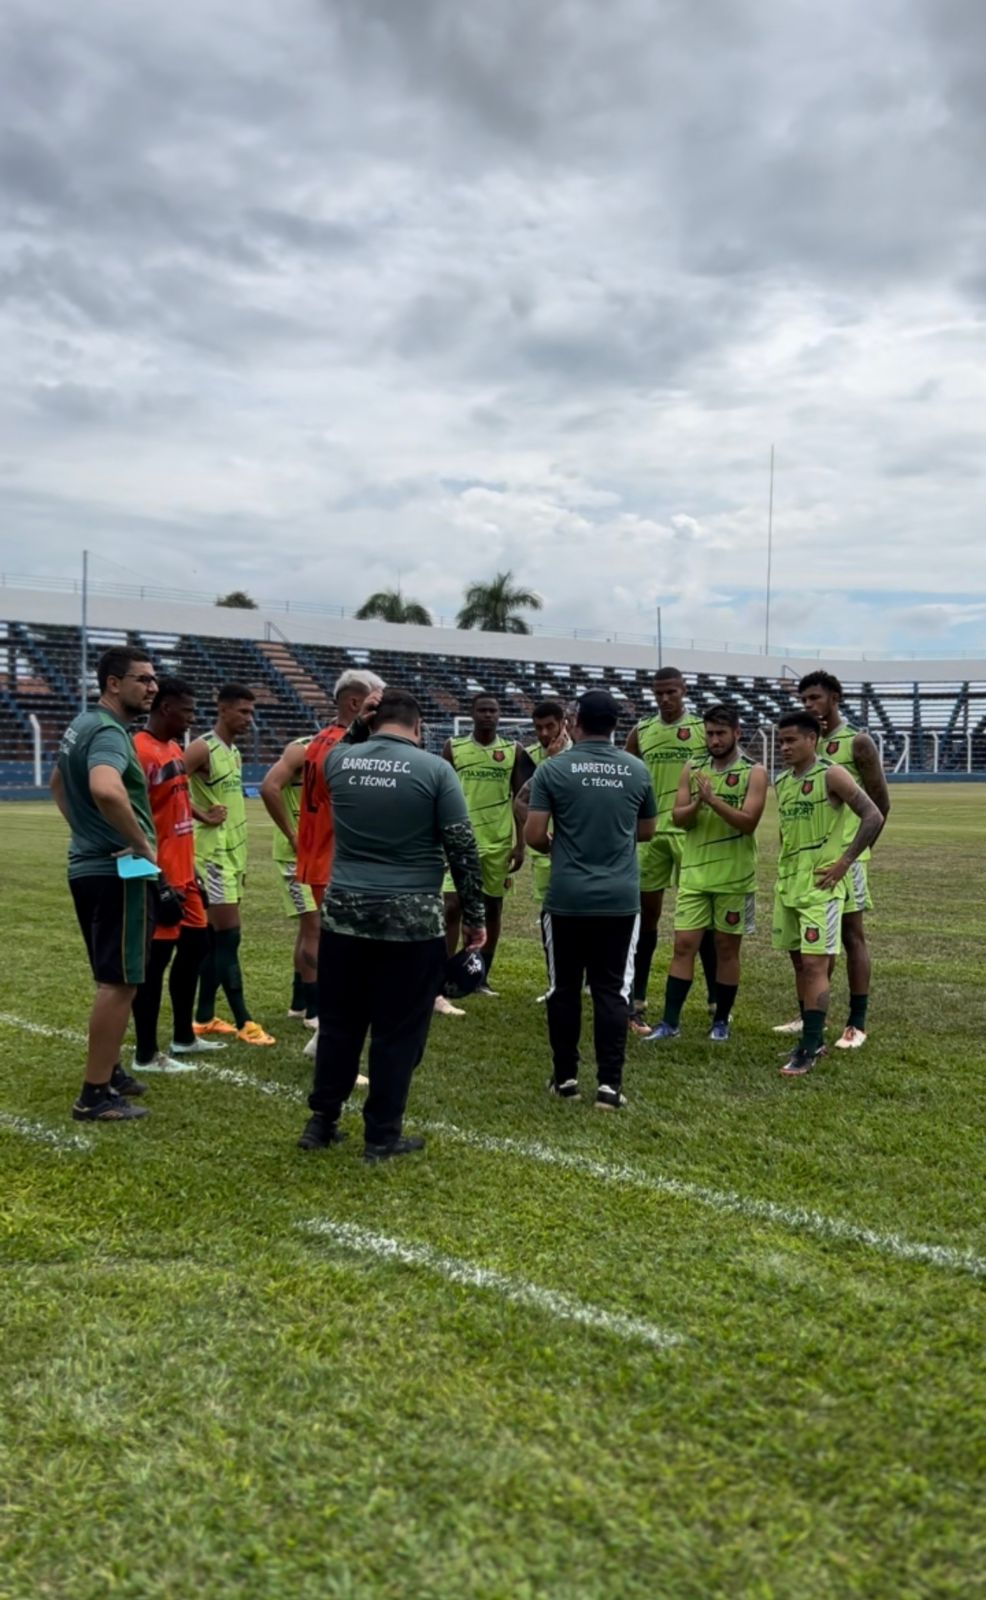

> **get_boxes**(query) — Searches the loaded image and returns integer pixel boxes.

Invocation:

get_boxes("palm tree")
[456,570,543,634]
[355,587,433,626]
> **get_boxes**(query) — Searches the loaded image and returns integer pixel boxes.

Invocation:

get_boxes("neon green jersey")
[526,741,555,900]
[775,760,843,907]
[448,735,516,854]
[635,713,705,833]
[678,754,758,896]
[819,720,871,861]
[190,732,247,872]
[272,737,309,865]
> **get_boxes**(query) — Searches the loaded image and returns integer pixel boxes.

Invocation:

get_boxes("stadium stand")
[3,604,986,788]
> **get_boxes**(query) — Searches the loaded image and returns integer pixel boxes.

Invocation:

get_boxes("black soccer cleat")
[73,1094,150,1122]
[547,1077,580,1100]
[110,1064,147,1097]
[594,1084,628,1111]
[363,1135,426,1164]
[779,1047,822,1077]
[297,1115,347,1150]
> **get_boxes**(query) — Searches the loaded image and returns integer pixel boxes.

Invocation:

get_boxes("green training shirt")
[272,737,308,865]
[635,713,706,833]
[678,754,758,896]
[775,759,843,906]
[820,720,871,861]
[529,740,656,917]
[322,733,483,940]
[448,734,517,855]
[190,732,247,872]
[57,708,156,880]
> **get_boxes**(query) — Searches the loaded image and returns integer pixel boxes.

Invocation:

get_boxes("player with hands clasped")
[645,704,767,1044]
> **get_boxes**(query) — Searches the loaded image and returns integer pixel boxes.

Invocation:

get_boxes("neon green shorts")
[278,864,317,919]
[772,889,845,956]
[843,859,873,915]
[675,888,756,936]
[531,851,551,906]
[638,831,683,894]
[443,849,513,901]
[201,857,246,907]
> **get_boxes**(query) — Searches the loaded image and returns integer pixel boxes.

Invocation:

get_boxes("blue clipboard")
[116,854,161,880]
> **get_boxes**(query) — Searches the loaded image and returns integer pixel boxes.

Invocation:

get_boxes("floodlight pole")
[80,548,89,711]
[764,445,775,658]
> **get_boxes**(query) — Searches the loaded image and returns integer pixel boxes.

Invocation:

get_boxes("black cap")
[577,689,621,722]
[444,947,487,1000]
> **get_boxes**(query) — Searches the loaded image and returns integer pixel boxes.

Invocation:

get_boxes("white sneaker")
[772,1017,804,1035]
[170,1037,225,1054]
[135,1050,198,1074]
[834,1026,867,1050]
[356,1073,368,1088]
[477,984,499,998]
[304,1031,318,1059]
[434,995,465,1016]
[304,1015,318,1030]
[287,1008,307,1019]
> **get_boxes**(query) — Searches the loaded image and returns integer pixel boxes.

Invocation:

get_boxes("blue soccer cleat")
[643,1021,681,1043]
[708,1021,730,1043]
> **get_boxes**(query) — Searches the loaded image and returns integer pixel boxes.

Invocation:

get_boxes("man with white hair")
[264,669,385,1038]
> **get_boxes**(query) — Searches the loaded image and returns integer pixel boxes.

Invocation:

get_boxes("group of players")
[260,662,889,1080]
[56,647,890,1124]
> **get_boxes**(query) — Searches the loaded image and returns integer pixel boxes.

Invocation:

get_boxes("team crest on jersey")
[826,740,839,755]
[725,910,741,926]
[805,926,820,944]
[725,772,739,787]
[676,726,692,741]
[493,749,505,762]
[801,780,814,795]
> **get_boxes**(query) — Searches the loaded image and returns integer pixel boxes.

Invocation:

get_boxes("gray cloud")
[1,0,985,653]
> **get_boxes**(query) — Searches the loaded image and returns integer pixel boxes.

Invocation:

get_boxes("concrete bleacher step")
[256,641,331,715]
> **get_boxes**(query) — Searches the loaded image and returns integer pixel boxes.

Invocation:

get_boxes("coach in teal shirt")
[525,690,656,1108]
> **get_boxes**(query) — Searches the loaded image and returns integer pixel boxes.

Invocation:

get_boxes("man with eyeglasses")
[51,647,160,1123]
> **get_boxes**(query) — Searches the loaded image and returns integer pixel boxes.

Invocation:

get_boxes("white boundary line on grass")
[3,1012,984,1280]
[0,1110,93,1151]
[299,1217,682,1349]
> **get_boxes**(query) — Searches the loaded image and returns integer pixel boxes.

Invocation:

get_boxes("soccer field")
[1,789,984,1598]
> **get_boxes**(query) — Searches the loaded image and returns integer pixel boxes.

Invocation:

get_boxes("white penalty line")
[3,1013,983,1281]
[299,1218,681,1350]
[0,1110,93,1152]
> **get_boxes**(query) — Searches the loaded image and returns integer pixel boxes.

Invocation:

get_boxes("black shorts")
[70,875,155,986]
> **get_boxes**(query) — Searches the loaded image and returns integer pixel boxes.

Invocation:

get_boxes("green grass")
[1,789,984,1599]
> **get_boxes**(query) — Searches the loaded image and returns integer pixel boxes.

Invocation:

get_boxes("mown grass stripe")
[3,1011,983,1280]
[299,1218,683,1349]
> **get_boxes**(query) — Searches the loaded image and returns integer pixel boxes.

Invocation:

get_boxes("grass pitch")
[1,789,984,1599]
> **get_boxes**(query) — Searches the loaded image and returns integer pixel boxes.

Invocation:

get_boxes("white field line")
[2,1012,983,1280]
[299,1218,682,1349]
[422,1123,986,1281]
[0,1012,85,1045]
[0,1110,93,1151]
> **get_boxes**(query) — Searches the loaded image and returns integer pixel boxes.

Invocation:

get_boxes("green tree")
[355,588,433,626]
[456,570,543,634]
[215,590,258,609]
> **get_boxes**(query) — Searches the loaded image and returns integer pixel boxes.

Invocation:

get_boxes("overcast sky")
[3,0,985,656]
